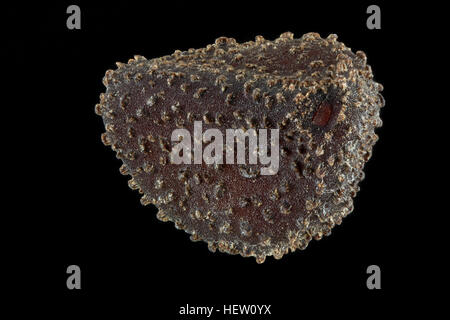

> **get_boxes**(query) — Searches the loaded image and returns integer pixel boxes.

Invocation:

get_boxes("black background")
[9,0,426,317]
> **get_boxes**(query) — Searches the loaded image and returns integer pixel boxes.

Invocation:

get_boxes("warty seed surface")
[96,32,384,263]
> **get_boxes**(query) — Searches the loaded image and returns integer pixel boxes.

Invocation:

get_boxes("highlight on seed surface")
[95,32,385,263]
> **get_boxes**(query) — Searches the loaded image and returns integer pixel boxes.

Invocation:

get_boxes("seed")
[96,32,384,263]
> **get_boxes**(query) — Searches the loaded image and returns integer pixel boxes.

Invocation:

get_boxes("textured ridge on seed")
[96,32,384,263]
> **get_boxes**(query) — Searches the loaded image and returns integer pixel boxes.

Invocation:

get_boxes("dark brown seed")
[96,32,384,263]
